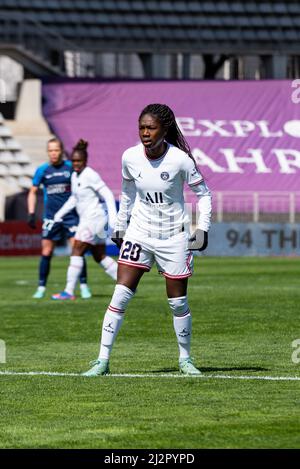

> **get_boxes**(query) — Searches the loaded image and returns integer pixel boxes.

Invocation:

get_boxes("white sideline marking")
[0,370,300,381]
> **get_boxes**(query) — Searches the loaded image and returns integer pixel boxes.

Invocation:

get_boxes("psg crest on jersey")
[160,172,169,181]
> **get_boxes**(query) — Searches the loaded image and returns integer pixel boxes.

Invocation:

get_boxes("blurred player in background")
[52,139,118,300]
[83,103,212,377]
[27,137,91,299]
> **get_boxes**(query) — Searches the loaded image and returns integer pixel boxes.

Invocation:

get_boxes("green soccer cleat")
[32,288,45,299]
[179,357,201,376]
[80,285,92,299]
[81,359,110,377]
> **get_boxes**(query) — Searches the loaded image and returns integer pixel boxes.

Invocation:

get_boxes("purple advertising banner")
[42,80,300,204]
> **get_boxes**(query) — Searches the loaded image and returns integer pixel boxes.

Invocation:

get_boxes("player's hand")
[188,229,208,251]
[111,230,124,249]
[42,219,56,232]
[27,213,36,229]
[53,214,63,223]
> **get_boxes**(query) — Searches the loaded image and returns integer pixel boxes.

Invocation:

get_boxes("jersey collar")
[143,142,170,162]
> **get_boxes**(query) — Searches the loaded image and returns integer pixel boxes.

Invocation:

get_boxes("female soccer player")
[28,137,91,299]
[83,103,212,376]
[52,139,118,300]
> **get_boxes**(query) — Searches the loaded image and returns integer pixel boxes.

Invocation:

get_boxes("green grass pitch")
[0,255,299,449]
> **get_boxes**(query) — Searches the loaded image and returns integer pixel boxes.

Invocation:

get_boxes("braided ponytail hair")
[139,103,196,166]
[72,138,88,161]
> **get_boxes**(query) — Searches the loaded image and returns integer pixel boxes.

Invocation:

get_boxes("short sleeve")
[182,157,203,187]
[32,163,48,187]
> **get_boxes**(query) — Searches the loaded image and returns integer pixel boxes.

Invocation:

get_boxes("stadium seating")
[0,125,12,137]
[1,1,300,59]
[0,112,34,193]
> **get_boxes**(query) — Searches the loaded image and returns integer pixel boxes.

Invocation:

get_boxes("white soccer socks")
[65,256,84,295]
[64,255,117,296]
[168,296,191,360]
[100,256,118,281]
[98,284,135,360]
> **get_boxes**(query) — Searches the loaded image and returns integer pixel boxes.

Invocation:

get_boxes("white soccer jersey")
[70,167,107,220]
[115,143,212,239]
[54,166,117,227]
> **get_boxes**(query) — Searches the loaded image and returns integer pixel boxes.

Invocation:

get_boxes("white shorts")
[75,217,107,245]
[118,231,194,279]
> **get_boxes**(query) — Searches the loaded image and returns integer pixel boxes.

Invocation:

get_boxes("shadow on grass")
[200,366,269,372]
[152,366,269,373]
[83,294,112,299]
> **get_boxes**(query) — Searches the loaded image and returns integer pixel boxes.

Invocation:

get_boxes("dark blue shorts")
[42,217,78,241]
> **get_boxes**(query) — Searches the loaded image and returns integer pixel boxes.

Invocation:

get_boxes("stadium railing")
[213,191,300,223]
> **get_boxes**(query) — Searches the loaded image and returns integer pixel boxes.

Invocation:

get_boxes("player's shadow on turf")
[152,368,179,373]
[88,294,113,299]
[152,366,268,373]
[200,366,269,372]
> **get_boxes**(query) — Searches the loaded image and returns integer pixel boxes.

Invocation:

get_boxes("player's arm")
[27,163,49,229]
[184,159,212,250]
[111,177,136,247]
[27,185,39,229]
[188,179,212,251]
[53,195,77,222]
[97,185,118,230]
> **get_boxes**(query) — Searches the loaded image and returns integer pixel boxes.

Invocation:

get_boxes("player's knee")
[92,249,105,263]
[41,249,53,257]
[109,284,135,313]
[168,296,190,317]
[72,241,86,256]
